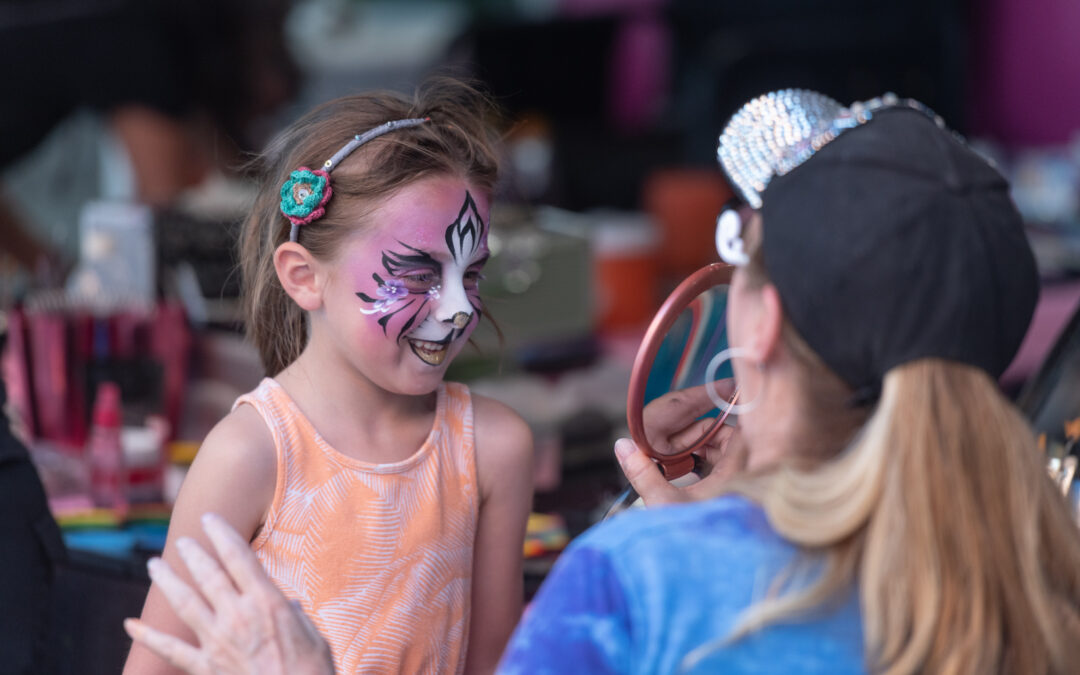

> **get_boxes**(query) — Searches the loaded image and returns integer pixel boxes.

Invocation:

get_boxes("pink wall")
[970,0,1080,145]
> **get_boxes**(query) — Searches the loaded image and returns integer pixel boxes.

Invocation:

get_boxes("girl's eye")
[400,272,438,292]
[464,269,486,290]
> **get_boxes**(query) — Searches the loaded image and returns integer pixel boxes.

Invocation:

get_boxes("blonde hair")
[239,77,502,375]
[707,232,1080,674]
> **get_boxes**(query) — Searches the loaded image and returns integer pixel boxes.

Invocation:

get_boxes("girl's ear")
[273,242,325,311]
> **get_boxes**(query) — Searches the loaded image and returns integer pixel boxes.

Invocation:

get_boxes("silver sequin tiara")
[717,89,949,209]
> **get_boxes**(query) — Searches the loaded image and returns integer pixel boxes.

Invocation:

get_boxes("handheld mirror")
[605,262,738,518]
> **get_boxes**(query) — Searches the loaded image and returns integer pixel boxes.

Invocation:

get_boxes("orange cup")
[591,212,661,331]
[643,169,733,278]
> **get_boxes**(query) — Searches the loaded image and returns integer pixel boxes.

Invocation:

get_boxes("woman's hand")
[124,513,334,675]
[614,381,748,506]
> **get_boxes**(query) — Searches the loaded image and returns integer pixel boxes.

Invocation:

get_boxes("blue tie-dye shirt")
[499,496,865,674]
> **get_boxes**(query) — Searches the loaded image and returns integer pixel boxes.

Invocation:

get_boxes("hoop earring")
[705,346,763,415]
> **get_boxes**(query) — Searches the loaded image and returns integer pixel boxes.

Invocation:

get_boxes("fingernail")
[201,512,218,527]
[147,557,162,578]
[614,438,634,461]
[123,618,141,637]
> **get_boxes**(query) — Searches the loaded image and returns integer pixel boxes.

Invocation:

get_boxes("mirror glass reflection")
[642,283,732,456]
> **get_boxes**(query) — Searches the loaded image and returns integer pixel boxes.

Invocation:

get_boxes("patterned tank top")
[233,378,479,674]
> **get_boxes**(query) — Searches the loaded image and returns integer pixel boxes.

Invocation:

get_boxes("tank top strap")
[232,377,313,547]
[231,377,308,455]
[438,381,477,487]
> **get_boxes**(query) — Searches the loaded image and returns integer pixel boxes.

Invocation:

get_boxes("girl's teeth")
[409,339,448,365]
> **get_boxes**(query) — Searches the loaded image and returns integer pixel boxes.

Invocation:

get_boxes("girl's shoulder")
[202,402,277,458]
[469,391,532,446]
[468,391,533,495]
[168,400,279,546]
[187,403,277,506]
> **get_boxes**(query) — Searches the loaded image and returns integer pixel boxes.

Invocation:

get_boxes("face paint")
[355,188,489,367]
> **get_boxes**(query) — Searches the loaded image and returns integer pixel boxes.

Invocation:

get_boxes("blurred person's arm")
[110,105,213,207]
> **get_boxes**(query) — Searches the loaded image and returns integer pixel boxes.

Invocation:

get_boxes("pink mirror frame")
[626,263,737,479]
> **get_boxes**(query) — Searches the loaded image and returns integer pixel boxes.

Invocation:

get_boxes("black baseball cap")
[717,90,1039,398]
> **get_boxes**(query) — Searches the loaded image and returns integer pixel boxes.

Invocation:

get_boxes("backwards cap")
[717,89,1038,399]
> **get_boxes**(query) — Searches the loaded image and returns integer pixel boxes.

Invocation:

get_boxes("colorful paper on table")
[524,512,569,558]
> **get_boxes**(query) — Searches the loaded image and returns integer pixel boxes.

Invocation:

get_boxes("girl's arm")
[123,405,276,675]
[465,395,534,674]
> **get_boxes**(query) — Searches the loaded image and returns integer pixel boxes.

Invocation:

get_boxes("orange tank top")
[234,378,479,674]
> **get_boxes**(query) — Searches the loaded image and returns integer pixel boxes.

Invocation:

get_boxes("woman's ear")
[749,282,785,363]
[273,242,325,312]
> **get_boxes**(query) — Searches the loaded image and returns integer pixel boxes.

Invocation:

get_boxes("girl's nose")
[435,276,473,327]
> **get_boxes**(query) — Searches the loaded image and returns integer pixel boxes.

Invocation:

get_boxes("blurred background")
[3,0,1080,671]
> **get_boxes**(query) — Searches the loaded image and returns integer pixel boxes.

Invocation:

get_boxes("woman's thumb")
[614,438,678,506]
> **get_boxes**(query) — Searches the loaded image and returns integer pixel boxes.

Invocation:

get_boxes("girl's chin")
[388,356,455,394]
[387,377,445,398]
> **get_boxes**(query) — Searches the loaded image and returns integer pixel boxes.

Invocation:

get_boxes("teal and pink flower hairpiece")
[279,117,430,242]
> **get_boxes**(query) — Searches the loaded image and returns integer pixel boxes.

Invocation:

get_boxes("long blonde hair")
[716,246,1080,673]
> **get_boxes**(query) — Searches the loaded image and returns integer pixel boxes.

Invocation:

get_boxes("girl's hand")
[124,514,334,675]
[614,381,748,506]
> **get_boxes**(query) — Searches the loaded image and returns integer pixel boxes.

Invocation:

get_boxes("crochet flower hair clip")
[279,117,430,242]
[280,167,332,229]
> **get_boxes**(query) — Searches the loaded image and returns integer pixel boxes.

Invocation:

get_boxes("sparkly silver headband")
[716,90,949,209]
[280,117,430,241]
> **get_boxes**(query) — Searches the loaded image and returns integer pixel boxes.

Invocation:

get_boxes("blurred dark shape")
[0,0,299,166]
[467,0,964,209]
[0,0,299,276]
[156,209,243,306]
[0,322,67,675]
[1020,301,1080,442]
[668,0,966,164]
[468,15,682,210]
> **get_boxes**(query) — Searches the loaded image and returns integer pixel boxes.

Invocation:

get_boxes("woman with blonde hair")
[127,90,1080,674]
[500,90,1080,674]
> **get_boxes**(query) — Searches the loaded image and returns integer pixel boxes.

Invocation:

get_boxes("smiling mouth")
[407,335,452,366]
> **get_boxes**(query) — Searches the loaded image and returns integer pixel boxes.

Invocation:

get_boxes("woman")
[127,90,1080,673]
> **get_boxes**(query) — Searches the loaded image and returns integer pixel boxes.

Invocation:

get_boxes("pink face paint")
[352,183,490,367]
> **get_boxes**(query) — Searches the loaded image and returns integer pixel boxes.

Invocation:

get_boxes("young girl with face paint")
[123,79,534,675]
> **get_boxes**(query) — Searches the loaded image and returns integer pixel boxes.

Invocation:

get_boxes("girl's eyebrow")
[469,253,490,267]
[382,242,439,276]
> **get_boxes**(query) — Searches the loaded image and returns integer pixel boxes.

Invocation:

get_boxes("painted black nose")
[451,312,471,329]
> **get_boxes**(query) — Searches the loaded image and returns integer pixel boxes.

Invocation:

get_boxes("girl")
[124,78,534,675]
